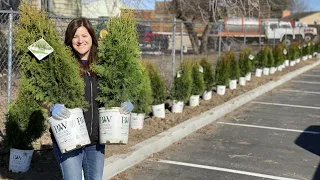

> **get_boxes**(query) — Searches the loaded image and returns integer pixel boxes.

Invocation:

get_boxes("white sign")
[177,71,182,78]
[28,38,54,61]
[199,66,203,73]
[248,54,254,60]
[283,49,287,55]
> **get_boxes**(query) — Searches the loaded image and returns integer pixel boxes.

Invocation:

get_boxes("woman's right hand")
[50,104,71,120]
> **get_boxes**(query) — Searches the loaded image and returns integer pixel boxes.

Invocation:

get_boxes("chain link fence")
[1,10,317,111]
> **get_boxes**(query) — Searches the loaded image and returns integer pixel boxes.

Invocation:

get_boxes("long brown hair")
[65,17,98,75]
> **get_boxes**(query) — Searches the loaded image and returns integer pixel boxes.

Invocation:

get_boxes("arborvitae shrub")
[200,58,214,91]
[143,61,166,105]
[191,61,205,95]
[5,90,46,150]
[131,63,153,114]
[274,43,285,66]
[267,47,275,67]
[171,61,192,103]
[229,51,240,80]
[15,4,86,109]
[239,48,252,76]
[215,54,229,86]
[93,12,144,108]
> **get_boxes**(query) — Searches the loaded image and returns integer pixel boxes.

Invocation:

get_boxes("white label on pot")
[248,54,254,60]
[177,71,182,78]
[199,66,203,73]
[27,38,54,61]
[283,49,287,55]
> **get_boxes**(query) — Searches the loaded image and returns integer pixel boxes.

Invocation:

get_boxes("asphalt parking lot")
[119,66,320,180]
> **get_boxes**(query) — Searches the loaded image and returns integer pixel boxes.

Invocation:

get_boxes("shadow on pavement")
[295,126,320,180]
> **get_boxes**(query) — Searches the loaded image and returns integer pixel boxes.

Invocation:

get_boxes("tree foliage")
[15,4,86,109]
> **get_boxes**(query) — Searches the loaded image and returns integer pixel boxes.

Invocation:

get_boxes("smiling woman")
[72,26,93,60]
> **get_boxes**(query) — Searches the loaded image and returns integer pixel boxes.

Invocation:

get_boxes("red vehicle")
[94,22,169,51]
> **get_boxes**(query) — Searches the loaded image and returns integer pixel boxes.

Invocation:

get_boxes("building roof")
[282,11,320,21]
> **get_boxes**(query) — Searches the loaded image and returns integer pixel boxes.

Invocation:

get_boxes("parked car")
[94,21,169,51]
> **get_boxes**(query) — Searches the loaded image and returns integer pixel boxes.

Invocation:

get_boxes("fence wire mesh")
[1,10,318,114]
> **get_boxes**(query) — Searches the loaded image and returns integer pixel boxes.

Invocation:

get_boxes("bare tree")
[167,0,261,54]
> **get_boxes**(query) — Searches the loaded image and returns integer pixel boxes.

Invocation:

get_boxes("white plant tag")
[308,43,311,46]
[298,46,301,49]
[303,44,307,47]
[199,66,203,73]
[28,38,54,61]
[248,54,254,60]
[177,71,182,78]
[283,49,287,55]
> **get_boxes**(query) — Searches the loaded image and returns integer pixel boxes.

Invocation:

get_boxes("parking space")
[118,66,320,180]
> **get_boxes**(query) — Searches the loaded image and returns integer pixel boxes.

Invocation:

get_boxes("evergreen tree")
[215,54,229,86]
[200,58,214,91]
[5,89,46,150]
[92,12,144,108]
[267,47,275,67]
[273,43,285,67]
[191,61,205,95]
[229,51,240,80]
[131,63,153,114]
[15,4,86,108]
[143,61,166,105]
[171,61,192,103]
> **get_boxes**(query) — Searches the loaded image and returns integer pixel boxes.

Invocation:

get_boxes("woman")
[50,17,133,180]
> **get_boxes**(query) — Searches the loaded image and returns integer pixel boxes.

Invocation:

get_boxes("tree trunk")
[184,22,200,55]
[199,24,211,54]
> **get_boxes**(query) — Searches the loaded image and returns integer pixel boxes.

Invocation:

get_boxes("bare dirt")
[0,58,317,180]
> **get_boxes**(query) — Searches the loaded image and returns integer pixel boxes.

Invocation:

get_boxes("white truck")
[209,17,317,46]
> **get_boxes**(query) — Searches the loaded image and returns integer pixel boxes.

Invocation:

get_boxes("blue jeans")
[53,143,105,180]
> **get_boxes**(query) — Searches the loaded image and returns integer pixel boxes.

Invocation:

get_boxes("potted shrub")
[260,47,270,75]
[92,12,143,144]
[239,48,252,85]
[307,42,312,59]
[143,61,166,118]
[267,47,276,74]
[293,42,301,64]
[273,43,285,71]
[215,54,229,95]
[5,90,46,173]
[171,61,192,112]
[228,51,240,89]
[130,63,153,129]
[302,43,308,61]
[255,51,263,77]
[14,4,88,155]
[189,61,205,106]
[200,58,214,100]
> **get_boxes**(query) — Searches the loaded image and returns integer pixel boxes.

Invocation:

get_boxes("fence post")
[259,30,262,50]
[244,24,246,47]
[7,9,13,105]
[172,17,176,81]
[273,29,276,48]
[180,21,183,65]
[218,24,222,57]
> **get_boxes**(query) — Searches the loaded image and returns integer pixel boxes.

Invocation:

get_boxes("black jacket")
[82,72,100,144]
[50,72,100,145]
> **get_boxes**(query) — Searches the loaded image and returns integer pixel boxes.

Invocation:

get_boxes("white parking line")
[302,74,320,77]
[154,159,300,180]
[281,89,320,95]
[291,80,320,85]
[252,101,320,110]
[217,122,320,134]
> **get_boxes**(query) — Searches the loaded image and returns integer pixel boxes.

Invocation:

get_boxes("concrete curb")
[103,60,320,179]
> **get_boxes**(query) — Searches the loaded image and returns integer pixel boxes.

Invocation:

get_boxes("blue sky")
[309,0,320,11]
